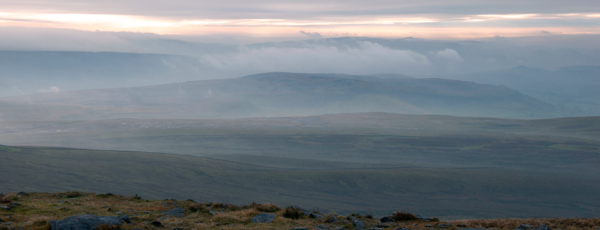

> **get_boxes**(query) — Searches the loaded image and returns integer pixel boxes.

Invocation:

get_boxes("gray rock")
[353,219,365,230]
[316,225,331,230]
[536,225,551,230]
[0,222,10,226]
[150,221,162,227]
[367,228,383,230]
[118,215,130,224]
[376,224,390,228]
[395,228,410,230]
[160,207,185,218]
[114,211,121,215]
[294,228,308,230]
[49,214,122,230]
[461,229,497,230]
[326,216,338,223]
[516,225,535,230]
[251,213,276,223]
[290,206,312,216]
[9,203,19,207]
[381,217,395,223]
[143,211,150,214]
[17,192,27,195]
[0,206,10,211]
[416,215,434,222]
[425,224,433,228]
[310,213,325,218]
[438,223,452,228]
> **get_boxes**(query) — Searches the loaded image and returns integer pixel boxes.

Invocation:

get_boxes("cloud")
[38,86,61,93]
[299,30,323,39]
[199,41,432,76]
[433,49,464,62]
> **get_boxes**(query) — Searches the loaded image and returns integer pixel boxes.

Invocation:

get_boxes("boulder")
[325,216,338,223]
[438,223,452,228]
[289,206,311,216]
[49,214,122,230]
[516,224,535,230]
[150,221,162,227]
[251,213,276,223]
[381,217,395,223]
[309,213,324,218]
[159,207,185,218]
[536,225,550,230]
[353,218,365,230]
[118,215,130,224]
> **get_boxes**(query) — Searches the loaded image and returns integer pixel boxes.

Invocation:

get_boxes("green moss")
[0,146,21,152]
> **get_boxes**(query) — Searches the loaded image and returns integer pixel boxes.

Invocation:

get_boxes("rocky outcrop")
[251,213,276,223]
[49,214,122,230]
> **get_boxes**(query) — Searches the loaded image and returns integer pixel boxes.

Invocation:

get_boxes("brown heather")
[0,192,599,230]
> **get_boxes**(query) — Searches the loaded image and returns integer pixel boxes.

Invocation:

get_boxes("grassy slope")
[1,146,600,219]
[2,192,599,230]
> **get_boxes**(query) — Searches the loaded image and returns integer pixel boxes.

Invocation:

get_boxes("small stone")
[396,228,410,230]
[251,213,276,223]
[8,203,19,207]
[0,206,10,211]
[114,211,122,215]
[425,224,433,228]
[381,217,395,223]
[316,225,331,230]
[150,221,162,227]
[294,228,308,230]
[118,215,131,224]
[17,192,27,195]
[376,224,390,228]
[143,211,150,214]
[457,225,467,228]
[0,222,10,226]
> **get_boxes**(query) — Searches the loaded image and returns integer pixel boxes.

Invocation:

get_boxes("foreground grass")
[1,192,599,230]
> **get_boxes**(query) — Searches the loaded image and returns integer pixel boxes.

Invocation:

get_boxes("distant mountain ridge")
[450,65,600,116]
[0,72,554,120]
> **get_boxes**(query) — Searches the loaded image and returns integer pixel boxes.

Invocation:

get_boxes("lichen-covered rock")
[251,213,276,223]
[381,216,395,223]
[118,215,130,224]
[49,214,122,230]
[159,207,185,218]
[536,225,551,230]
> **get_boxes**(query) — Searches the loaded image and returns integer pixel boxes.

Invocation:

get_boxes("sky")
[1,0,600,39]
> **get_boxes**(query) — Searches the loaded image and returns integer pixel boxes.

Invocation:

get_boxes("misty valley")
[1,33,600,229]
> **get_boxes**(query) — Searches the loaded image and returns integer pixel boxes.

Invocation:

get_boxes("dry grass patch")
[391,211,419,221]
[451,218,600,230]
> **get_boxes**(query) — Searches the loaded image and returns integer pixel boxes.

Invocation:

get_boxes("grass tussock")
[247,202,281,213]
[282,206,304,220]
[56,192,84,199]
[391,211,419,221]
